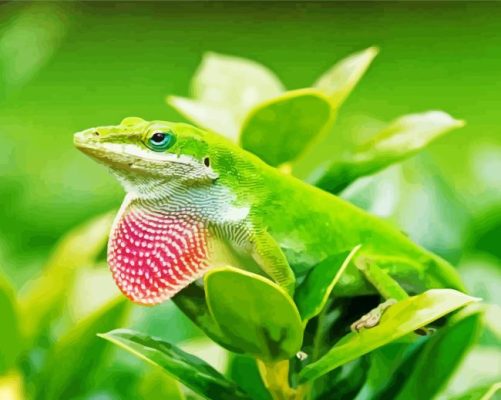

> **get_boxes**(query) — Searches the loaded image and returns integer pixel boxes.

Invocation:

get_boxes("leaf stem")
[257,360,297,400]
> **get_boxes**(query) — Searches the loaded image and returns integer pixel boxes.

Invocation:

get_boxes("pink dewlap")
[108,206,209,305]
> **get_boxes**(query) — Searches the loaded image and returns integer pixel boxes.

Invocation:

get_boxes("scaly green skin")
[74,117,464,304]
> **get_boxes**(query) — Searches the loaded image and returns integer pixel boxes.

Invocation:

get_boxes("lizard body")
[74,117,464,305]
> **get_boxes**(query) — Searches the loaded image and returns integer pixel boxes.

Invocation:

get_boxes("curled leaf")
[314,111,464,193]
[314,47,378,109]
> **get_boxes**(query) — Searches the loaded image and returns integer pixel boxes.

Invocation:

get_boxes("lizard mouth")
[74,130,154,171]
[75,139,137,170]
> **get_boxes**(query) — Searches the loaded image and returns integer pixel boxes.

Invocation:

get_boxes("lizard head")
[74,117,240,305]
[74,117,220,197]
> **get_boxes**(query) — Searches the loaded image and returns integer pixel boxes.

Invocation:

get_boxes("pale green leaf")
[192,52,284,108]
[168,96,241,141]
[294,246,360,323]
[0,3,68,94]
[358,111,464,156]
[19,212,114,339]
[315,111,464,193]
[299,289,479,383]
[205,267,303,361]
[0,370,24,400]
[443,346,501,400]
[35,297,130,400]
[314,47,378,108]
[240,89,332,166]
[451,382,501,400]
[168,52,284,141]
[0,272,22,374]
[99,329,251,400]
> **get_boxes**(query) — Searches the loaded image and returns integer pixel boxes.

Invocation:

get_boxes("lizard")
[73,117,465,315]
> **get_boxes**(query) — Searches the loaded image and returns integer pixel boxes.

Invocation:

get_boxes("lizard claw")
[351,298,397,332]
[415,326,436,336]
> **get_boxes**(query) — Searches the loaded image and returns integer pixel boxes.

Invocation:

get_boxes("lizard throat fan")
[108,202,210,305]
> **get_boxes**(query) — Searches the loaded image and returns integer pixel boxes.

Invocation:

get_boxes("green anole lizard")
[74,117,465,317]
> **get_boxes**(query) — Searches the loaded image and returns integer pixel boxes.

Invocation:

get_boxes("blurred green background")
[1,1,501,277]
[0,2,500,399]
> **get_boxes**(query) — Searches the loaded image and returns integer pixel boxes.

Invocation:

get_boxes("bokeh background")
[0,2,500,399]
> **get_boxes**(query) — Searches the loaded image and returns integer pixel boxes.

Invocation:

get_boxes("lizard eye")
[147,131,175,151]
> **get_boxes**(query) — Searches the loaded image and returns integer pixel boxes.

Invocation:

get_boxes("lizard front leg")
[250,229,296,295]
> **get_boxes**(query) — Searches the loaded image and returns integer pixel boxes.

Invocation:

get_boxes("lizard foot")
[351,298,397,332]
[415,326,436,336]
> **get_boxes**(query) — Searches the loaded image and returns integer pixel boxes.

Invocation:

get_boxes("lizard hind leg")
[350,256,435,335]
[350,255,407,332]
[350,298,397,332]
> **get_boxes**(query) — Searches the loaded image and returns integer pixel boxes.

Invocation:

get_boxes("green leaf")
[35,297,129,400]
[367,309,483,399]
[314,47,378,108]
[360,340,427,400]
[299,289,479,383]
[168,52,284,141]
[314,111,464,193]
[227,355,272,400]
[451,382,501,400]
[205,267,303,361]
[395,309,484,400]
[138,366,185,400]
[19,212,114,339]
[315,357,370,400]
[0,272,22,374]
[172,283,243,353]
[99,329,251,400]
[294,245,360,322]
[240,89,332,166]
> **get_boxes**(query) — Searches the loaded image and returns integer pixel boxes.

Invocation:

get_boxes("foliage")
[101,50,494,400]
[0,216,132,399]
[99,329,251,400]
[0,4,500,399]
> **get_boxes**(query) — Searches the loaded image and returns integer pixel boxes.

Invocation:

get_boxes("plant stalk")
[257,359,298,400]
